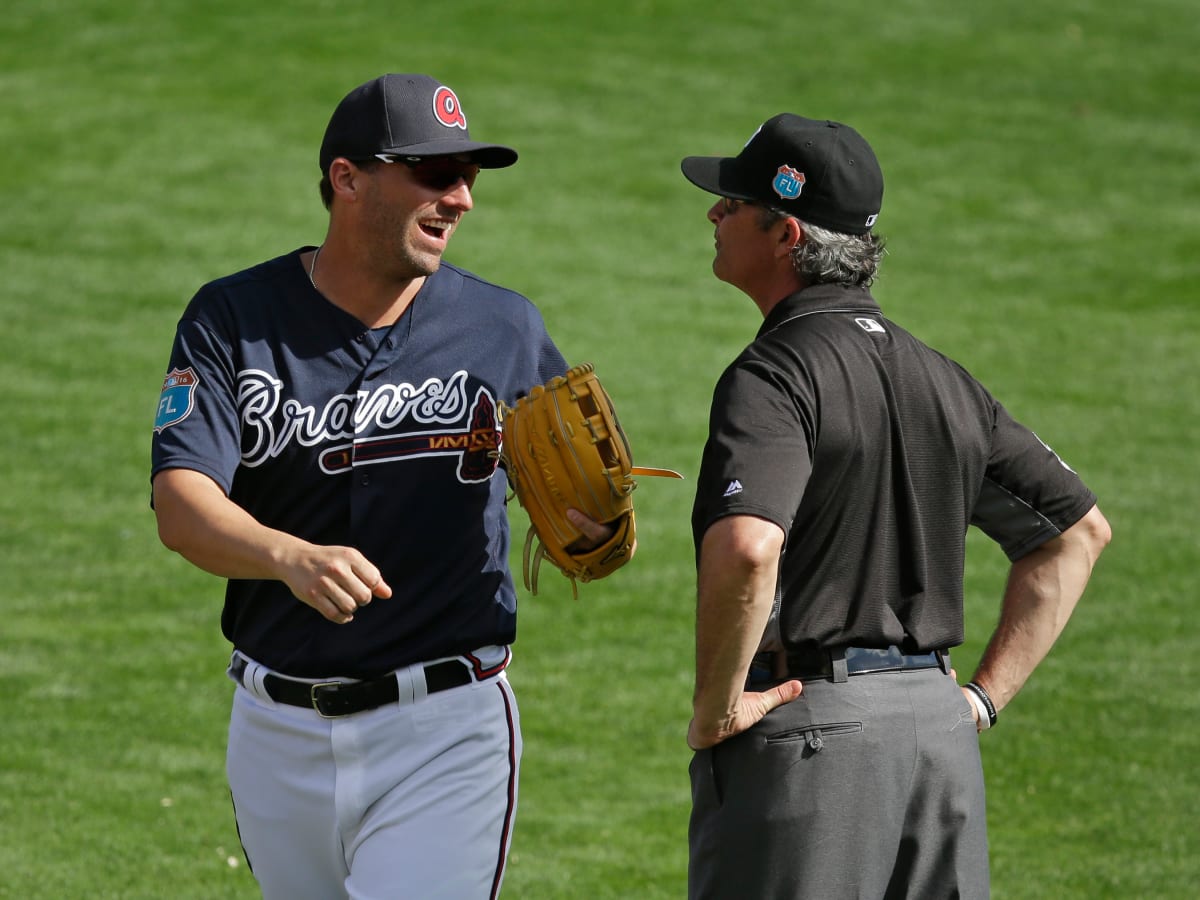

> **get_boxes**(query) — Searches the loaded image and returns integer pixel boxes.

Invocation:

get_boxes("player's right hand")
[281,544,393,624]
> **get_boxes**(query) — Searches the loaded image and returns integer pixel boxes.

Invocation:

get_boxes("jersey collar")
[758,284,881,338]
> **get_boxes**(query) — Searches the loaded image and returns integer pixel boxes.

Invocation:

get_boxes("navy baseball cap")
[681,114,883,234]
[319,74,518,172]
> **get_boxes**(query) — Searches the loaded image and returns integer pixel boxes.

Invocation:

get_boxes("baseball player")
[151,74,607,899]
[679,115,1111,898]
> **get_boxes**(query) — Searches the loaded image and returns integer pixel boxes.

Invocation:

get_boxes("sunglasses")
[720,196,746,216]
[372,153,479,192]
[720,195,788,221]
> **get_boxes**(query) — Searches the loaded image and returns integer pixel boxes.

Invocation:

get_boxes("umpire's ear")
[777,216,804,257]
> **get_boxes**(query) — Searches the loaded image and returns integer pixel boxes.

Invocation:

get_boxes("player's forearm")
[692,516,784,734]
[153,468,307,582]
[973,504,1111,711]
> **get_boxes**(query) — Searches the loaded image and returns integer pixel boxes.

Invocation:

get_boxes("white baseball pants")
[225,649,522,899]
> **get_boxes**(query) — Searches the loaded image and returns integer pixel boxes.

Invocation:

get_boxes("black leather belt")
[750,645,948,685]
[231,655,473,718]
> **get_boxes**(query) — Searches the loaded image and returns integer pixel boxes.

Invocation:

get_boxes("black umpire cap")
[681,114,884,235]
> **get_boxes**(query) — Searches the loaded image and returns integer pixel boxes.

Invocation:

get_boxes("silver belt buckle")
[310,681,343,718]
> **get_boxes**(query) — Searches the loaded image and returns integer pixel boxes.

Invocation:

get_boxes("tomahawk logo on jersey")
[318,387,500,482]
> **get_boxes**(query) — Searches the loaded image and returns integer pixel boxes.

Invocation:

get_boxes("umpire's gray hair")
[757,207,886,287]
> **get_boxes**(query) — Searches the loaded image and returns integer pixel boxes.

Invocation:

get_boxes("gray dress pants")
[689,667,989,900]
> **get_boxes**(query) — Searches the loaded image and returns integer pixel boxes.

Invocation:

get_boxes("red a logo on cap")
[433,86,468,130]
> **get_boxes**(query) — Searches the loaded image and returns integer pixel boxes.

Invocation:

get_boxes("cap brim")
[382,139,518,168]
[680,156,757,200]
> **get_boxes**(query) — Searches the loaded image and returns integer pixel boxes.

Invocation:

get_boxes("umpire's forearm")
[692,516,784,734]
[973,504,1111,711]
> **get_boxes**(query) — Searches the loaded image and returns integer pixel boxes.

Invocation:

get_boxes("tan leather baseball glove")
[499,364,637,597]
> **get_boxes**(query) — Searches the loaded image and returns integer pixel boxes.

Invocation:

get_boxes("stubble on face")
[355,164,472,284]
[364,193,449,280]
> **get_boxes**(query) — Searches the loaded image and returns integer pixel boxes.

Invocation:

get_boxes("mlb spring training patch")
[155,367,199,433]
[773,165,806,200]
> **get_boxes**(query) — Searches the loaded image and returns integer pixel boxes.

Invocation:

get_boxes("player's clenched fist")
[279,544,393,624]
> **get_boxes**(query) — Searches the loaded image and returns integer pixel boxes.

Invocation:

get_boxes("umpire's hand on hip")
[687,681,804,750]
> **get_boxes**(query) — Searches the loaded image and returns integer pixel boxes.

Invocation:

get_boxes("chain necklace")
[308,245,323,290]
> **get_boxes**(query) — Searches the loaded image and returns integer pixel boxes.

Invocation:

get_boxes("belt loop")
[936,649,951,675]
[231,651,276,704]
[831,650,849,683]
[400,663,422,705]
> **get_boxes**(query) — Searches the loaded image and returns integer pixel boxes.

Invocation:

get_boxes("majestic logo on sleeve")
[772,165,805,200]
[237,369,500,484]
[154,367,199,433]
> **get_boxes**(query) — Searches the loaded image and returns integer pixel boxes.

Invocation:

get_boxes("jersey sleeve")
[490,288,567,393]
[535,323,568,383]
[150,311,242,495]
[971,399,1097,561]
[693,357,812,539]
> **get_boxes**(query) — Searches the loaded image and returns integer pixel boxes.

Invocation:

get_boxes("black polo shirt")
[691,283,1096,654]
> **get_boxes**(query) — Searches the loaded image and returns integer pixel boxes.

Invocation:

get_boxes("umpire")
[679,114,1111,899]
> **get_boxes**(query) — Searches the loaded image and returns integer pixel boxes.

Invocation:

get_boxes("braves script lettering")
[238,368,472,467]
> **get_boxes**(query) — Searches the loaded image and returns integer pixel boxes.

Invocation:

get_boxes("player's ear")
[328,158,364,203]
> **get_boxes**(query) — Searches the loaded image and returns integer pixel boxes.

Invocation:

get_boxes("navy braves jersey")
[691,283,1097,654]
[152,248,566,677]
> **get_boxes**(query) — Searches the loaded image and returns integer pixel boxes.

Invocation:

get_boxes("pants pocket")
[764,721,862,753]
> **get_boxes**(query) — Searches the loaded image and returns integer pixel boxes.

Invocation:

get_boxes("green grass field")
[2,0,1197,896]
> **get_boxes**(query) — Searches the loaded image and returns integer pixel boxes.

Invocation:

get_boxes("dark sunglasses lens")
[410,161,476,191]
